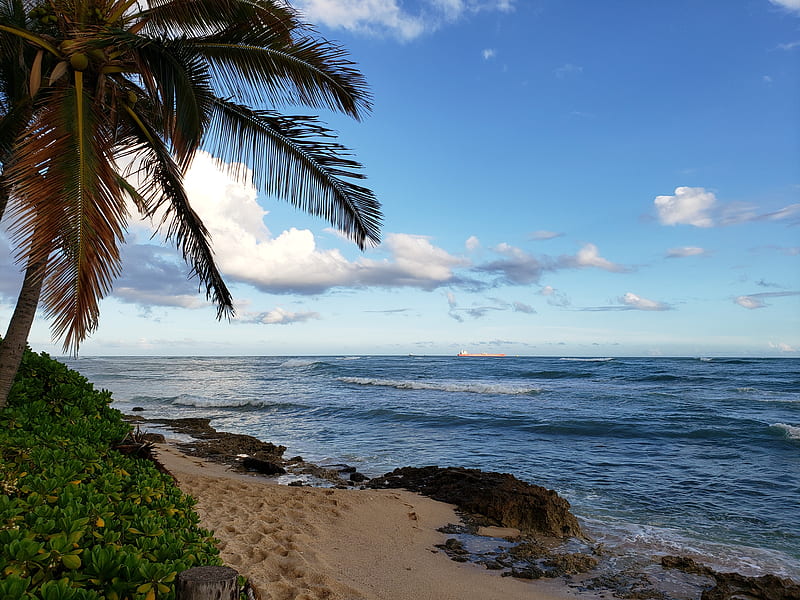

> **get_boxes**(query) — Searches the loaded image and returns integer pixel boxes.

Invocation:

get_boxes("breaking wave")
[338,376,542,395]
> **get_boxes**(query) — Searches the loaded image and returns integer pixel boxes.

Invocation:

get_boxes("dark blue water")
[64,355,800,578]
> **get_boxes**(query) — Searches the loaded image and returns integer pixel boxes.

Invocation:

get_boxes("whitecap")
[172,394,261,408]
[559,357,614,362]
[771,423,800,441]
[280,358,320,368]
[338,376,541,395]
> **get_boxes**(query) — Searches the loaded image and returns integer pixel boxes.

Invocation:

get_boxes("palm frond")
[138,0,299,41]
[5,83,128,353]
[206,98,380,249]
[132,35,213,165]
[117,106,234,319]
[197,34,371,120]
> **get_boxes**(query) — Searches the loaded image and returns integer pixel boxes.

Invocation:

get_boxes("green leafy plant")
[0,348,223,599]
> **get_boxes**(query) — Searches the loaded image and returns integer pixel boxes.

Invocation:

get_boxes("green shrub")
[0,349,222,599]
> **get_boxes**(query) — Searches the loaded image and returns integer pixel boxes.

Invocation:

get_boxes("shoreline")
[154,438,591,600]
[135,415,799,600]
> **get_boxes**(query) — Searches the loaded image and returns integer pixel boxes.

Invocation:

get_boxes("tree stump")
[177,566,239,600]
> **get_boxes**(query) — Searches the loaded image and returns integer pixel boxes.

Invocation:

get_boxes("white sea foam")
[280,358,320,368]
[580,517,800,579]
[172,394,260,408]
[772,422,800,440]
[559,357,614,362]
[338,376,541,395]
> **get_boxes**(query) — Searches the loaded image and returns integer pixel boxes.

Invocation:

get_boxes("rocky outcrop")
[368,466,581,538]
[661,556,800,600]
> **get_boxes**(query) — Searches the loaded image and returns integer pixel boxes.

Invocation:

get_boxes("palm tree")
[0,0,382,407]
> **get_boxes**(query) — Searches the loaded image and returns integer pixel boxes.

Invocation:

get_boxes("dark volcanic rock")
[240,457,286,475]
[368,466,581,538]
[662,556,800,600]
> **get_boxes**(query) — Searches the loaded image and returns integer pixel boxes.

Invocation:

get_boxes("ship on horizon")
[457,350,506,357]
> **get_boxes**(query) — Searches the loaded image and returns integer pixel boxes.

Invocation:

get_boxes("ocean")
[63,355,800,579]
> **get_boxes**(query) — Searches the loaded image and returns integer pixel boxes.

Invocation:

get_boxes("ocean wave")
[280,358,322,368]
[523,370,594,380]
[559,357,614,362]
[338,377,542,395]
[171,394,305,410]
[771,423,800,441]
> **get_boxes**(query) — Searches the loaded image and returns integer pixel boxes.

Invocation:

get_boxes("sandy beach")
[156,442,591,600]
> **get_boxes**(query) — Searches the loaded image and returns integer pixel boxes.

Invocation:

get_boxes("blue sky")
[1,0,799,357]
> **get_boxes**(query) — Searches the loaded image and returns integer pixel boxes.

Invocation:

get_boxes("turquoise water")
[65,355,800,578]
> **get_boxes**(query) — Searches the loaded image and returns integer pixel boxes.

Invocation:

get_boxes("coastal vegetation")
[0,346,221,599]
[0,0,381,407]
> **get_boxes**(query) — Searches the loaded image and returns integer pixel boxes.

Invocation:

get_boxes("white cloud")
[574,244,629,273]
[482,48,496,60]
[120,152,468,303]
[654,187,798,228]
[236,307,321,325]
[666,246,708,258]
[769,341,797,353]
[620,292,671,311]
[540,285,570,307]
[465,235,481,251]
[579,292,671,312]
[778,40,800,50]
[292,0,515,40]
[529,230,562,241]
[654,186,717,227]
[770,0,800,14]
[735,291,800,309]
[736,295,766,309]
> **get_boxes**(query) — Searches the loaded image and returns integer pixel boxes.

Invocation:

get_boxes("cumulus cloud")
[561,243,629,272]
[665,246,708,258]
[181,153,468,294]
[654,187,799,228]
[475,243,546,284]
[735,291,800,309]
[235,307,321,325]
[654,187,717,227]
[465,235,481,251]
[482,48,496,60]
[292,0,515,40]
[114,152,475,312]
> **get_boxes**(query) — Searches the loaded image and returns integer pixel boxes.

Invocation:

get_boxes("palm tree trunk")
[0,256,46,408]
